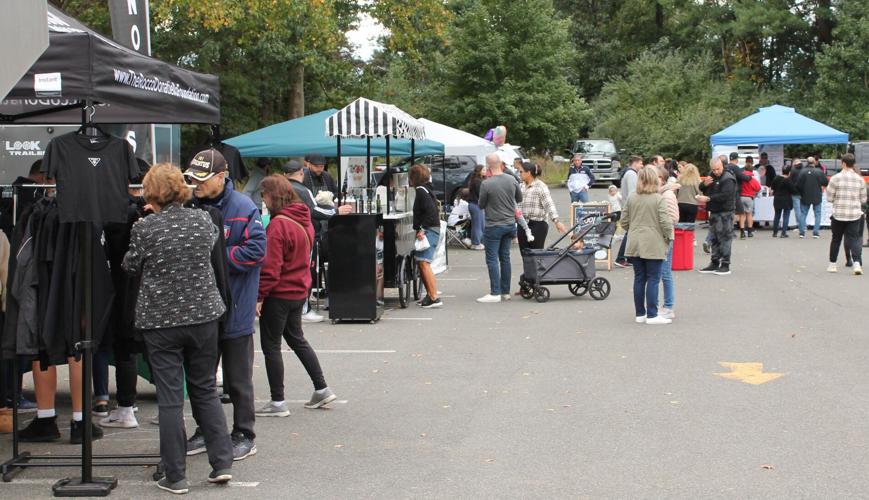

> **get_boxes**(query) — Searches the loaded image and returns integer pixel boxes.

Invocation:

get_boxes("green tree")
[812,0,869,139]
[436,0,591,151]
[591,49,772,165]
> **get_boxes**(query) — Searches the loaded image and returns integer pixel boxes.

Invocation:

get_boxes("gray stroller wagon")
[518,213,617,303]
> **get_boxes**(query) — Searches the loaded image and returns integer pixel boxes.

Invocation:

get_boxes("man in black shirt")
[302,153,338,197]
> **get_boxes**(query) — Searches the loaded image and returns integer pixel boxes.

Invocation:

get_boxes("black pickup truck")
[570,139,622,185]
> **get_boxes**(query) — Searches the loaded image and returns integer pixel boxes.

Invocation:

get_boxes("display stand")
[0,104,160,495]
[570,202,613,270]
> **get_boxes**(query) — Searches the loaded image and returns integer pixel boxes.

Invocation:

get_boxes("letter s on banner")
[125,131,137,153]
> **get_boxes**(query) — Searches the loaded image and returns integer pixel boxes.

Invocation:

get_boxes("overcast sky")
[347,12,383,61]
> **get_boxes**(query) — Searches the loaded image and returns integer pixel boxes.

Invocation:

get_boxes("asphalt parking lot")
[2,186,868,499]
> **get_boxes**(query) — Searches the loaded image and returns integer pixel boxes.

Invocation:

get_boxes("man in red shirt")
[738,162,762,239]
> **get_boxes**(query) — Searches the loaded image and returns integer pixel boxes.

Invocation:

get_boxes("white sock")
[72,411,83,422]
[37,409,56,419]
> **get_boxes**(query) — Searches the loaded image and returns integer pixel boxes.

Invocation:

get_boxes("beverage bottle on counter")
[376,196,382,214]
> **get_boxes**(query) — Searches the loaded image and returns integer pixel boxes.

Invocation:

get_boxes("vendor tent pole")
[337,136,343,204]
[386,135,391,215]
[366,137,371,191]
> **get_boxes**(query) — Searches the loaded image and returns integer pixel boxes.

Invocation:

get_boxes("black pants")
[143,320,232,483]
[829,217,863,264]
[517,219,549,252]
[216,335,256,439]
[260,297,327,402]
[678,203,698,223]
[93,344,139,407]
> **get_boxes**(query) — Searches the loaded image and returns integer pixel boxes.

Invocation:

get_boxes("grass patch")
[529,155,569,187]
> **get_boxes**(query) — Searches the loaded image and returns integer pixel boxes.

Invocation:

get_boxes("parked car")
[568,138,622,185]
[390,155,478,206]
[851,141,869,175]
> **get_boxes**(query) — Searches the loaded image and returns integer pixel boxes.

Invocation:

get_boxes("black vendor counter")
[327,211,416,323]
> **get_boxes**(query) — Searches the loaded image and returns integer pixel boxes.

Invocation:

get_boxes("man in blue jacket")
[184,149,266,461]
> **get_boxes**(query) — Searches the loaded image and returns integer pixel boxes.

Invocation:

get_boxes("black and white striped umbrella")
[325,97,426,140]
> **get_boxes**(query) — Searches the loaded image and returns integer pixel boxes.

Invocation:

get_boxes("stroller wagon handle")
[546,213,616,251]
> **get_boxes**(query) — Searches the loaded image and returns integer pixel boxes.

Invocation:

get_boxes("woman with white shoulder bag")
[410,164,443,309]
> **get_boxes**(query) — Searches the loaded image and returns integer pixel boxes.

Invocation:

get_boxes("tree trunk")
[815,0,833,48]
[288,65,305,119]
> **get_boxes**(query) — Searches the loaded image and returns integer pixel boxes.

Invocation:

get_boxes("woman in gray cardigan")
[620,166,675,325]
[122,164,234,493]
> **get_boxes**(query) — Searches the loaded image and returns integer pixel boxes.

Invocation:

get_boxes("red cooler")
[672,228,694,270]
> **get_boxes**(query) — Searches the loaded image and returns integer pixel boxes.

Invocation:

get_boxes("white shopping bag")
[431,220,448,275]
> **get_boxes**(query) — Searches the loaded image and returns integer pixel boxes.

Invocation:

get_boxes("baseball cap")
[729,152,740,160]
[305,153,326,165]
[185,148,227,181]
[282,159,303,174]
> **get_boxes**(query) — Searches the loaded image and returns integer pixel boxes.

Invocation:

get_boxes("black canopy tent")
[0,5,221,497]
[0,5,220,125]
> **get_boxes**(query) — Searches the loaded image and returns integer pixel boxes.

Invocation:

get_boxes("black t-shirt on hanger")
[42,132,140,224]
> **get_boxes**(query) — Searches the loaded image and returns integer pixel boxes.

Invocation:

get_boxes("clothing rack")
[0,107,161,496]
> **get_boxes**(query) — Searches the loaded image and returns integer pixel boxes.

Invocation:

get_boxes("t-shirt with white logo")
[42,132,140,224]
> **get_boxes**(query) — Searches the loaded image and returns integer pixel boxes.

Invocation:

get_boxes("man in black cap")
[284,160,350,322]
[184,148,265,461]
[302,153,338,198]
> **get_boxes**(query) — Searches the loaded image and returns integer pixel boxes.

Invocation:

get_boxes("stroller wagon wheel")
[568,282,589,296]
[534,287,550,303]
[520,286,534,300]
[589,277,611,300]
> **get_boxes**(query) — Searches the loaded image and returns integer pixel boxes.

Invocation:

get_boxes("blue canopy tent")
[710,105,849,145]
[223,109,444,157]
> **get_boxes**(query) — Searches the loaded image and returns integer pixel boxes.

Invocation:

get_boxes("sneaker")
[525,229,535,242]
[208,468,232,484]
[305,387,337,409]
[256,400,290,417]
[157,477,190,495]
[231,433,257,461]
[186,429,206,456]
[219,393,232,405]
[813,234,820,239]
[462,237,472,247]
[747,230,754,238]
[100,407,139,428]
[635,316,646,324]
[19,416,61,442]
[419,296,443,309]
[70,419,104,444]
[713,264,731,275]
[659,308,675,320]
[614,259,631,268]
[500,294,512,301]
[470,244,485,251]
[150,414,160,426]
[846,260,853,268]
[92,403,109,418]
[739,230,746,240]
[17,397,37,413]
[698,262,719,274]
[771,232,778,238]
[827,263,838,273]
[302,309,324,323]
[780,232,789,238]
[476,294,502,303]
[855,263,863,276]
[645,316,672,325]
[702,241,711,254]
[799,234,805,238]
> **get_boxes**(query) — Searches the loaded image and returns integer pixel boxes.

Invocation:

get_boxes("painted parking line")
[382,317,432,321]
[254,349,396,354]
[2,478,260,487]
[255,399,348,405]
[438,278,479,281]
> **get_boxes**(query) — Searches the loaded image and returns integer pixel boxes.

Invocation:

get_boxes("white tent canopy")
[325,97,426,140]
[419,118,496,164]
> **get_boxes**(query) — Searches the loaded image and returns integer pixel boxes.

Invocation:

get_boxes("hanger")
[76,105,109,138]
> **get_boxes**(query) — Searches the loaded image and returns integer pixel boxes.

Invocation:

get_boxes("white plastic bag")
[431,221,448,275]
[414,236,431,252]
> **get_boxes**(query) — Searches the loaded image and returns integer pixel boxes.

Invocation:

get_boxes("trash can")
[672,223,695,271]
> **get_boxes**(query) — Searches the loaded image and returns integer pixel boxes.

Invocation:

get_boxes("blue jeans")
[792,196,804,234]
[93,342,112,402]
[773,208,791,234]
[483,224,516,295]
[570,190,590,203]
[661,242,674,309]
[468,202,485,245]
[630,257,663,318]
[801,202,823,236]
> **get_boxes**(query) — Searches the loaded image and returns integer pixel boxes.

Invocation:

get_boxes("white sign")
[340,156,369,190]
[759,144,784,173]
[34,72,62,96]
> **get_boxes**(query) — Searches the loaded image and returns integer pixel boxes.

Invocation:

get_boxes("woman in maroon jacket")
[255,175,336,417]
